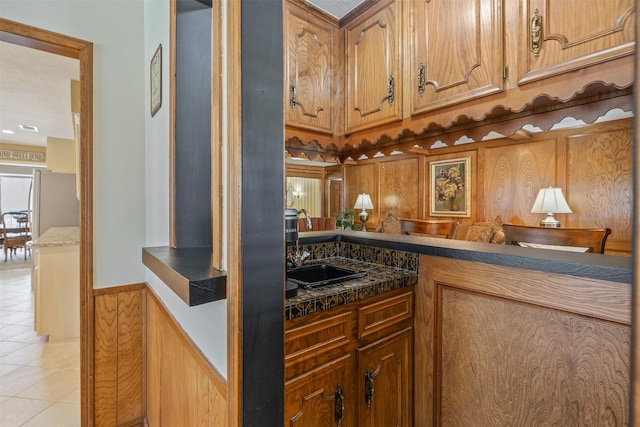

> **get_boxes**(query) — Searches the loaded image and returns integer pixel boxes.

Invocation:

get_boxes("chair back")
[400,219,459,239]
[1,211,30,237]
[502,224,611,254]
[298,217,337,232]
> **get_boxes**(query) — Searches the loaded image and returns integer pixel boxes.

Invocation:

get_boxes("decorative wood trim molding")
[632,2,640,419]
[93,282,146,297]
[225,0,243,425]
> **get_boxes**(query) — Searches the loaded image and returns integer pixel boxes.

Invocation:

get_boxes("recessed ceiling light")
[19,124,39,132]
[1,129,15,134]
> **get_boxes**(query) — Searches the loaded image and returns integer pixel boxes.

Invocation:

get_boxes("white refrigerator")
[31,169,80,240]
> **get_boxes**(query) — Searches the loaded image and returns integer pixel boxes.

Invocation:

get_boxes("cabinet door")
[357,328,412,427]
[345,0,402,134]
[409,0,504,115]
[517,0,635,85]
[285,354,355,427]
[284,2,335,134]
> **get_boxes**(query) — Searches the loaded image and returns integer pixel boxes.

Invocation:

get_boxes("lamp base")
[539,213,561,228]
[358,210,369,232]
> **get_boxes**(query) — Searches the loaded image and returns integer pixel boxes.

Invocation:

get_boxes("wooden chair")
[1,211,31,261]
[502,224,611,254]
[399,219,459,239]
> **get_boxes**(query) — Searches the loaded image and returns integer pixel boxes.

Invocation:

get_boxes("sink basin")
[287,264,367,290]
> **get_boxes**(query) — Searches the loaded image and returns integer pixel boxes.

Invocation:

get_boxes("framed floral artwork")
[430,157,471,217]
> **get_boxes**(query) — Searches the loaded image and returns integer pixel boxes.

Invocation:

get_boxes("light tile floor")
[0,267,80,427]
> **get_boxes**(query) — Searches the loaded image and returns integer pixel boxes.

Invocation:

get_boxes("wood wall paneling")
[416,255,631,426]
[94,285,228,426]
[146,287,228,427]
[567,129,633,255]
[326,120,633,254]
[378,157,420,220]
[94,287,145,426]
[94,293,119,426]
[345,162,378,224]
[483,139,557,225]
[116,290,144,424]
[439,288,629,425]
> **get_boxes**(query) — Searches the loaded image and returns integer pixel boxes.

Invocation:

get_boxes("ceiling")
[305,0,365,18]
[0,40,79,148]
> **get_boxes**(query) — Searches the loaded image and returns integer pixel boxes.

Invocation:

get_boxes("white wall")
[1,0,147,288]
[143,0,227,375]
[1,0,227,379]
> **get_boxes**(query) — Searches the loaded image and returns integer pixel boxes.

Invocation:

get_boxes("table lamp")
[354,193,374,231]
[530,187,572,228]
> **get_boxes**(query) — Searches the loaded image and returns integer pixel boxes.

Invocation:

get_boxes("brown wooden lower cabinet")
[284,288,414,426]
[357,328,412,427]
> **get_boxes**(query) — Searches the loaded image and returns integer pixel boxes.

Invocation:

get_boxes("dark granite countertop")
[297,231,632,285]
[285,257,418,320]
[141,231,631,309]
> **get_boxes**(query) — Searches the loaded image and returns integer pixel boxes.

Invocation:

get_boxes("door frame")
[0,19,94,426]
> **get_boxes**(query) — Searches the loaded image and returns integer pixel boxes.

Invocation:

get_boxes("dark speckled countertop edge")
[298,231,632,285]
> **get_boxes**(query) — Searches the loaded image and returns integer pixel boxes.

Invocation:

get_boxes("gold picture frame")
[150,44,162,117]
[430,157,471,217]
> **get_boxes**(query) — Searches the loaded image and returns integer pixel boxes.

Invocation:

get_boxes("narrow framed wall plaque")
[150,44,162,117]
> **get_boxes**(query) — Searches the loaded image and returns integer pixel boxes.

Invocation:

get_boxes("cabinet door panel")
[357,328,412,427]
[285,354,354,427]
[285,2,335,134]
[346,1,402,133]
[410,0,504,115]
[518,0,635,84]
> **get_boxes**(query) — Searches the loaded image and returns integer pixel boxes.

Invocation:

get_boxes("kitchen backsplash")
[288,241,418,272]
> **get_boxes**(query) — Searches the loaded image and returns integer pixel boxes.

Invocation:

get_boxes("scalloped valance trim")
[285,82,633,162]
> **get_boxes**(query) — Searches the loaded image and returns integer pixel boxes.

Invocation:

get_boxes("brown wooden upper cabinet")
[284,1,337,134]
[408,0,505,115]
[345,0,403,134]
[517,0,635,85]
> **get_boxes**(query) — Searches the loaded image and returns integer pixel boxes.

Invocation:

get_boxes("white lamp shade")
[530,187,572,214]
[354,193,374,210]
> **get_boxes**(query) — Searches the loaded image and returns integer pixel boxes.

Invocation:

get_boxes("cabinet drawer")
[358,291,413,340]
[285,311,353,378]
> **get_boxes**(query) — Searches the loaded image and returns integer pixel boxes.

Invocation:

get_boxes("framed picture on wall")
[430,157,471,217]
[150,44,162,117]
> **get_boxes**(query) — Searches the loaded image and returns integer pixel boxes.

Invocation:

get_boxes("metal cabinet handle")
[530,8,542,57]
[364,369,374,408]
[289,82,297,110]
[417,63,426,95]
[387,75,395,106]
[334,383,344,425]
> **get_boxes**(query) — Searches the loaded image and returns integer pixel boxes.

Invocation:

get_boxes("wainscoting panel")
[94,284,145,427]
[145,287,228,427]
[93,283,227,426]
[415,255,631,426]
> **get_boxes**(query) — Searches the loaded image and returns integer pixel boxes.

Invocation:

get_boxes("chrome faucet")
[288,209,311,268]
[297,209,312,230]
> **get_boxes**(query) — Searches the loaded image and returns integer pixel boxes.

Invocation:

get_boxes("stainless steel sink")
[287,264,367,290]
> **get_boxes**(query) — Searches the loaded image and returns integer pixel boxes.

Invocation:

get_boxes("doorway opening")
[0,19,93,426]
